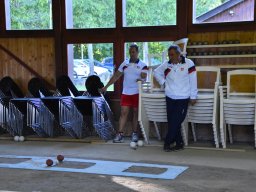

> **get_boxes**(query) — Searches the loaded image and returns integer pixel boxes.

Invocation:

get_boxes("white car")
[73,60,89,79]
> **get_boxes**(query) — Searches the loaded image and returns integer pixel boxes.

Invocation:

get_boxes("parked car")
[75,59,110,82]
[73,60,89,79]
[101,57,114,74]
[82,59,111,74]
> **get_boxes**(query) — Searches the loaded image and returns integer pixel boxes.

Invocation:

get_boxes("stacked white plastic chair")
[219,69,256,148]
[138,38,189,144]
[186,66,221,148]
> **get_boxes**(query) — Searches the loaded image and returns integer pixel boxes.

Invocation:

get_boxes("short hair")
[168,45,181,54]
[129,44,139,52]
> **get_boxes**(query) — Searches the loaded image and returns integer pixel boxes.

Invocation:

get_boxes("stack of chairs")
[59,96,84,138]
[186,66,221,148]
[138,81,188,145]
[92,95,115,141]
[27,77,56,137]
[219,69,256,148]
[0,89,9,133]
[0,76,26,136]
[56,75,85,138]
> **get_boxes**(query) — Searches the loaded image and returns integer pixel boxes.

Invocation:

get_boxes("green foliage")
[195,0,228,17]
[126,0,176,26]
[9,0,178,61]
[10,0,52,29]
[72,0,115,28]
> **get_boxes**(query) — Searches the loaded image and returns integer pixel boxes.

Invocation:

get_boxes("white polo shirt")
[118,59,148,95]
[154,56,198,100]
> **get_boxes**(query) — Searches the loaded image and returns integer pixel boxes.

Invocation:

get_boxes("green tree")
[195,0,228,17]
[126,0,176,26]
[10,0,52,29]
[72,0,115,28]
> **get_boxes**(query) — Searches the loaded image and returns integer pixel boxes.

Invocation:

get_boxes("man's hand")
[99,87,107,94]
[136,79,144,82]
[190,99,196,106]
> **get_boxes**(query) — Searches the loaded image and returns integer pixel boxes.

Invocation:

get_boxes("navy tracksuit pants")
[165,97,189,146]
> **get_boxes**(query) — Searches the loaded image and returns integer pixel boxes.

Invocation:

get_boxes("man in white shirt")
[154,45,198,152]
[101,44,148,143]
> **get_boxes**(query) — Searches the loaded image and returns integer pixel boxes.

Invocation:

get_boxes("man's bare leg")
[113,106,130,143]
[131,108,139,142]
[132,108,138,132]
[118,106,130,132]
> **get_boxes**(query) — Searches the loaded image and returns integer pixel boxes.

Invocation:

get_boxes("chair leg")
[191,123,197,142]
[212,124,219,148]
[220,121,226,149]
[138,121,149,144]
[227,124,233,144]
[153,121,161,141]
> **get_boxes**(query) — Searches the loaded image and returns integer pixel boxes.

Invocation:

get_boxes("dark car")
[102,57,114,74]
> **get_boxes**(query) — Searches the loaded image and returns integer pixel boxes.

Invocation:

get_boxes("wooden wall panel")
[0,38,55,94]
[188,31,256,83]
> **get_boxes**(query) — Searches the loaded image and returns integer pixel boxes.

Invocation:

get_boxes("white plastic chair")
[219,69,256,148]
[162,38,189,61]
[187,66,221,148]
[138,81,188,145]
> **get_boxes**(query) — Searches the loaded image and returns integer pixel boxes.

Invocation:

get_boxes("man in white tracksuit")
[154,45,198,152]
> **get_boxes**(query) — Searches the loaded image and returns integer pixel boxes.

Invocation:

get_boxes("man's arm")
[153,62,167,86]
[188,61,198,105]
[101,71,123,92]
[139,65,148,81]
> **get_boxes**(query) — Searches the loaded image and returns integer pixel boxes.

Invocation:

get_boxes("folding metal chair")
[59,97,84,138]
[92,95,115,141]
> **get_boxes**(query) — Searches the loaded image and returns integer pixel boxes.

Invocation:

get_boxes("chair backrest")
[162,38,189,61]
[196,66,221,91]
[173,38,189,56]
[56,75,81,97]
[28,77,53,98]
[227,69,256,98]
[0,76,24,98]
[85,75,104,96]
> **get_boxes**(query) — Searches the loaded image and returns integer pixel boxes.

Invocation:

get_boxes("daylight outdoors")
[8,0,253,90]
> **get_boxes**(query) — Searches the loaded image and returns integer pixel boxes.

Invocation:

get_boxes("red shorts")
[121,94,139,108]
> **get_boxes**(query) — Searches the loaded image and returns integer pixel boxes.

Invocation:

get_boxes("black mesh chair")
[85,75,104,96]
[0,76,27,136]
[85,75,115,140]
[28,77,53,98]
[55,75,86,138]
[0,76,24,98]
[56,75,81,97]
[26,77,57,137]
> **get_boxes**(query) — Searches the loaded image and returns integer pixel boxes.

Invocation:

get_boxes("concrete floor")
[0,140,256,192]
